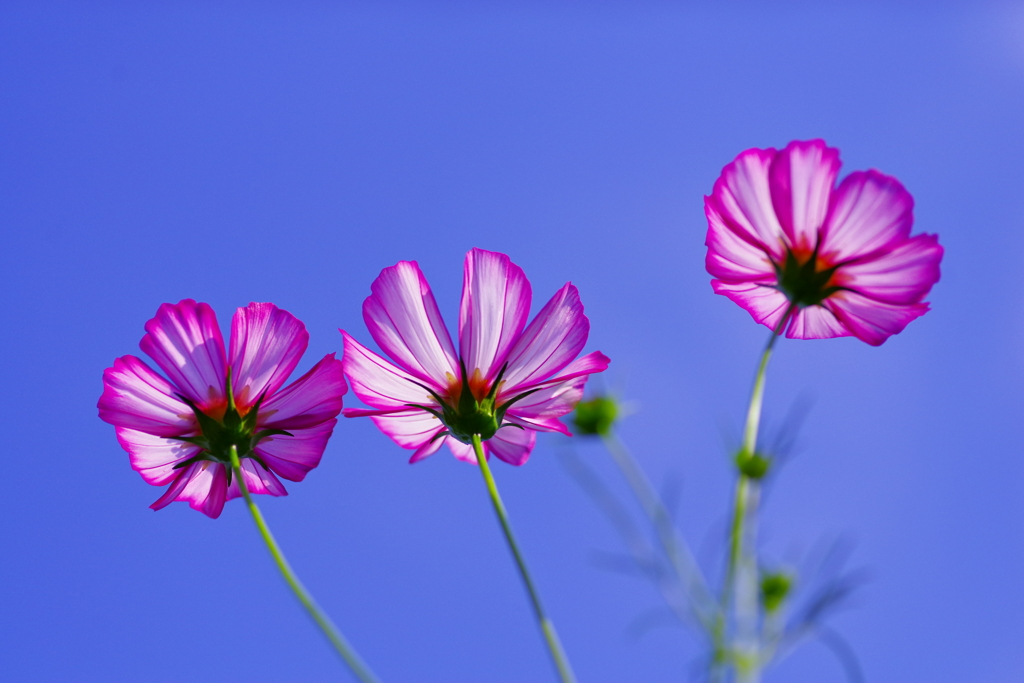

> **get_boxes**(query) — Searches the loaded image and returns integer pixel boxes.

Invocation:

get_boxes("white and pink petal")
[707,147,788,260]
[227,459,288,500]
[259,353,346,430]
[139,300,227,410]
[229,303,308,410]
[446,437,477,464]
[503,374,589,424]
[822,170,914,263]
[501,284,589,392]
[827,290,930,346]
[784,304,851,340]
[505,414,571,435]
[369,410,445,451]
[362,260,458,385]
[532,351,610,388]
[836,233,942,306]
[409,436,446,464]
[149,463,197,512]
[705,199,778,283]
[458,248,532,380]
[116,426,200,486]
[255,419,336,482]
[151,461,229,519]
[769,140,840,251]
[342,333,436,410]
[711,280,792,332]
[486,426,537,466]
[98,355,196,436]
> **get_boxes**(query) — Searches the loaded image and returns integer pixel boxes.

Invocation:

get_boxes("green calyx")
[572,396,618,436]
[406,360,538,445]
[170,369,290,479]
[773,244,843,308]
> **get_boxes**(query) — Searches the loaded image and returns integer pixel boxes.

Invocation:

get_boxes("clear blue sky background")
[2,2,1023,681]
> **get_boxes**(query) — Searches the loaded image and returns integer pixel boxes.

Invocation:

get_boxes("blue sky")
[2,2,1023,681]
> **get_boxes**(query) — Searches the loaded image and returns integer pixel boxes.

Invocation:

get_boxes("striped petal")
[837,233,942,306]
[227,459,288,499]
[369,410,446,451]
[706,147,788,261]
[116,426,200,486]
[259,353,346,431]
[98,355,196,436]
[139,299,227,410]
[769,140,840,251]
[504,374,590,435]
[711,280,791,332]
[458,248,531,381]
[363,260,458,387]
[705,197,777,283]
[342,332,439,410]
[151,461,229,519]
[229,303,308,410]
[486,426,537,466]
[255,419,336,482]
[822,170,914,263]
[785,304,851,340]
[501,283,589,392]
[446,437,478,464]
[827,290,930,346]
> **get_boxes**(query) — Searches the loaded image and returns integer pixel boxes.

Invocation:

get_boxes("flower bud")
[735,451,771,479]
[760,571,793,613]
[572,396,619,436]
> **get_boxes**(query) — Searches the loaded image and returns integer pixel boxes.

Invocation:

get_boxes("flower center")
[407,361,537,445]
[171,369,291,474]
[774,245,843,307]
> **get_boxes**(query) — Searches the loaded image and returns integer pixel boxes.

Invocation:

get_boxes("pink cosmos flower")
[705,139,943,345]
[342,248,610,466]
[98,300,347,518]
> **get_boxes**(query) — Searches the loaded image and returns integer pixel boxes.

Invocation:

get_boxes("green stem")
[229,446,382,683]
[713,306,795,682]
[471,435,578,683]
[599,431,718,634]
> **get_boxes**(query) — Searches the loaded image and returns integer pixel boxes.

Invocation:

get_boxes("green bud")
[760,571,794,613]
[735,450,771,479]
[572,396,619,436]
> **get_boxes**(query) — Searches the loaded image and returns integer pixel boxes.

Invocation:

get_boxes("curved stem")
[229,446,382,683]
[471,435,578,683]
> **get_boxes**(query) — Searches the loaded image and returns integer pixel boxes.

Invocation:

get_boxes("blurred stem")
[599,431,717,633]
[734,480,762,683]
[471,435,578,683]
[228,446,382,683]
[714,306,795,683]
[558,446,694,628]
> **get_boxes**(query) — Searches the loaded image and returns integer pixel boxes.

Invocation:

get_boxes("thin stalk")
[229,445,382,683]
[471,434,578,683]
[713,306,795,682]
[599,431,718,634]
